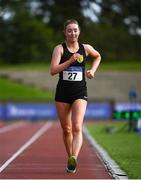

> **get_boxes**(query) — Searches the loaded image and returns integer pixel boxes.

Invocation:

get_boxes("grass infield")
[0,61,141,71]
[86,121,141,179]
[0,78,54,102]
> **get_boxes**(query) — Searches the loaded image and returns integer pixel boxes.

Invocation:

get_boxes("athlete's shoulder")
[82,44,95,55]
[83,43,101,58]
[53,44,64,55]
[54,44,63,50]
[83,44,94,49]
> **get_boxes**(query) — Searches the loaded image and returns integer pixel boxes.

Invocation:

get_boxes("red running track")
[0,120,112,179]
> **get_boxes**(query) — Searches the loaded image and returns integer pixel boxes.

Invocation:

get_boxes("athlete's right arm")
[50,45,81,76]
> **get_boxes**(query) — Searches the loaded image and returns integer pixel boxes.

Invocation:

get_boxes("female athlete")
[50,19,101,173]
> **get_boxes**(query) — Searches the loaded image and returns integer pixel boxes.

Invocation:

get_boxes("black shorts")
[55,85,88,104]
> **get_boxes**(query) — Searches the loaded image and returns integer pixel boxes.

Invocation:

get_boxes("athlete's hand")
[70,53,82,63]
[86,70,95,79]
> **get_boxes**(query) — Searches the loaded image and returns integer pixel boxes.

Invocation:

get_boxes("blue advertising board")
[5,103,57,120]
[0,104,4,119]
[113,102,141,120]
[0,102,113,120]
[85,102,112,119]
[114,103,141,112]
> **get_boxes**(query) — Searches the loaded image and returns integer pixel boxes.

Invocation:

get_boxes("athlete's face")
[64,23,80,43]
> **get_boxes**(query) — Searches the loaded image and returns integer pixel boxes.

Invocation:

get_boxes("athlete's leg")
[71,99,87,158]
[55,101,73,157]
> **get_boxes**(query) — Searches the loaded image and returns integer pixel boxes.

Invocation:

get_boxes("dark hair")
[64,19,80,31]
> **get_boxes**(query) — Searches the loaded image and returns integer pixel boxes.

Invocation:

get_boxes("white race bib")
[63,66,83,81]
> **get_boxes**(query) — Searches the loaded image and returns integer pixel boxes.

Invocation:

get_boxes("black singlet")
[55,42,88,104]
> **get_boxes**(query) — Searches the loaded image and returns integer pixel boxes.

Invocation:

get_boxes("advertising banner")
[5,103,57,120]
[85,102,112,119]
[0,102,113,120]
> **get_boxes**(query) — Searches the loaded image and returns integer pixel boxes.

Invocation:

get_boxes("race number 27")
[68,72,77,80]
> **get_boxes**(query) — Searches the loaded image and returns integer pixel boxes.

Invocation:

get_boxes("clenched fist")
[70,53,82,63]
[86,70,95,79]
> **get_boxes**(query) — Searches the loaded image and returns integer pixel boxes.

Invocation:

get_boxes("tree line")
[0,0,141,64]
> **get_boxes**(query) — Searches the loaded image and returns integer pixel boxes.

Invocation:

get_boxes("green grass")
[86,121,141,179]
[99,61,141,71]
[0,63,50,71]
[0,61,141,71]
[0,78,54,102]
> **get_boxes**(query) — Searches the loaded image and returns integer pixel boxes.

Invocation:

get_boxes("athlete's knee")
[73,123,82,134]
[62,125,72,136]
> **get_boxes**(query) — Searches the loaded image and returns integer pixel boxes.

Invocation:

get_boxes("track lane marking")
[0,121,28,134]
[0,121,53,173]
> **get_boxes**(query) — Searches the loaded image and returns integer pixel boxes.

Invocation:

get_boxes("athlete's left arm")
[84,44,101,79]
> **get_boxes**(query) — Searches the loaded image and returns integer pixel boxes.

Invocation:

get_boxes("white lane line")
[0,122,28,134]
[0,121,53,173]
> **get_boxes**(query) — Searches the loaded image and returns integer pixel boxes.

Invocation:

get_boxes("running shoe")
[66,156,77,173]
